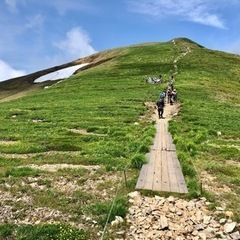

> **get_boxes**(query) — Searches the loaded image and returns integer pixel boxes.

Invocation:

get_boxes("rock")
[224,222,236,233]
[216,207,224,211]
[225,211,234,218]
[192,230,199,236]
[203,215,211,225]
[203,227,215,239]
[230,231,240,240]
[219,218,226,224]
[115,216,124,223]
[198,232,207,240]
[128,191,140,199]
[124,194,238,240]
[167,196,175,203]
[154,195,164,201]
[128,199,134,203]
[160,215,168,229]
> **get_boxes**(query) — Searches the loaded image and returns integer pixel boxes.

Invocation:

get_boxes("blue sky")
[1,0,240,81]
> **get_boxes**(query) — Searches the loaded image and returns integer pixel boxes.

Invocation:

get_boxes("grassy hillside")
[0,38,239,239]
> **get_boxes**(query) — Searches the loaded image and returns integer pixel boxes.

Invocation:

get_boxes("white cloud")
[0,59,26,82]
[43,0,93,15]
[5,0,17,12]
[127,0,225,28]
[54,27,97,60]
[24,14,45,31]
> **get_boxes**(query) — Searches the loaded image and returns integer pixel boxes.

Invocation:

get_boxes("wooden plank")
[171,152,188,193]
[152,149,162,191]
[135,164,148,189]
[167,151,182,193]
[151,122,163,190]
[166,132,176,151]
[151,122,160,150]
[135,147,155,189]
[160,122,167,151]
[143,150,156,190]
[160,150,170,192]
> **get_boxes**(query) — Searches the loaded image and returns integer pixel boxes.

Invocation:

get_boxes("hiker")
[169,80,174,91]
[167,89,171,103]
[156,99,165,118]
[173,89,177,103]
[159,91,166,100]
[168,90,174,105]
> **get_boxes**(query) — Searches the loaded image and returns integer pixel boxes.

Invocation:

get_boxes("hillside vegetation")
[0,38,239,239]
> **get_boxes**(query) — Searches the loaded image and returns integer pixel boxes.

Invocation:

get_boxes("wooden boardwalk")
[136,119,188,194]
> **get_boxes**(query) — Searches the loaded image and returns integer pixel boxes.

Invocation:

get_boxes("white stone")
[219,218,226,224]
[198,232,207,240]
[115,216,124,223]
[167,196,175,203]
[216,207,224,211]
[230,231,240,240]
[203,215,211,224]
[224,222,236,233]
[160,215,168,229]
[128,191,140,198]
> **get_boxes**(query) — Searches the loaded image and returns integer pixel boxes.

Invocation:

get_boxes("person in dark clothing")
[156,99,165,118]
[168,90,174,105]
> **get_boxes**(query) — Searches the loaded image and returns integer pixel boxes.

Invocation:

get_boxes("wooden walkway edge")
[135,118,188,194]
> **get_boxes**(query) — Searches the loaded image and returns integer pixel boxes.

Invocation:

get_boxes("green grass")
[0,38,240,238]
[0,223,87,240]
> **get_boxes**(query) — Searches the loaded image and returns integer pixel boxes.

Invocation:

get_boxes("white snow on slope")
[34,63,89,83]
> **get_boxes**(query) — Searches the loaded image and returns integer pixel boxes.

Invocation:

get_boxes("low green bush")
[0,223,88,240]
[88,196,128,227]
[138,144,150,153]
[131,154,147,169]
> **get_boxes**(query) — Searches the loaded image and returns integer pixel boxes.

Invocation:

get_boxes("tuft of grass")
[88,196,128,227]
[5,167,42,177]
[131,154,148,169]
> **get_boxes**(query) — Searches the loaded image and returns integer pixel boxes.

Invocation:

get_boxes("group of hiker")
[156,78,178,119]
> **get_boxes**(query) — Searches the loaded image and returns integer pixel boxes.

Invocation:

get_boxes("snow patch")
[34,63,89,83]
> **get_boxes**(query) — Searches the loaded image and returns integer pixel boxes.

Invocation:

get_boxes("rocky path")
[123,191,240,240]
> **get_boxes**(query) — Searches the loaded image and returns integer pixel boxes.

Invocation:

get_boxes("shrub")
[186,141,197,156]
[142,127,156,139]
[131,154,147,169]
[88,196,128,227]
[143,136,154,145]
[58,223,87,240]
[138,144,150,153]
[177,152,189,163]
[182,163,196,177]
[193,131,208,144]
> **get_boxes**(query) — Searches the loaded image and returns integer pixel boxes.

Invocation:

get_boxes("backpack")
[157,100,164,109]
